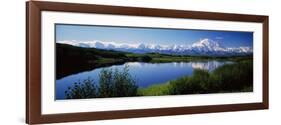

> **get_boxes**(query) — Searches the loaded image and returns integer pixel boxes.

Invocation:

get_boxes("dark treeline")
[56,43,152,79]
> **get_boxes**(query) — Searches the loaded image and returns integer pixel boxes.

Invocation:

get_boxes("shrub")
[169,60,253,95]
[65,65,138,99]
[111,65,138,97]
[65,77,98,99]
[211,60,253,92]
[169,69,210,94]
[99,68,114,97]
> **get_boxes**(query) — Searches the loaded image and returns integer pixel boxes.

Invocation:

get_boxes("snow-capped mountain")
[57,39,253,56]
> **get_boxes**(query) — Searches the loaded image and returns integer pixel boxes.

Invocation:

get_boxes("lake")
[56,60,232,99]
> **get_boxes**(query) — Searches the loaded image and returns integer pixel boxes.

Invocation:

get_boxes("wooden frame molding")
[26,1,269,124]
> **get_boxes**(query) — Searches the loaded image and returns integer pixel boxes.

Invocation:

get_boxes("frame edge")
[25,1,29,124]
[27,1,42,124]
[262,16,269,109]
[26,1,270,124]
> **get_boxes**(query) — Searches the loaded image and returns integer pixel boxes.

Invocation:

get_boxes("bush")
[99,68,114,97]
[212,60,253,92]
[111,65,138,97]
[65,65,138,99]
[169,60,253,95]
[65,77,98,99]
[169,69,210,94]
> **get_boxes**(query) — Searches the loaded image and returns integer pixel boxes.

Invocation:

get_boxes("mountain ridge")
[57,38,253,56]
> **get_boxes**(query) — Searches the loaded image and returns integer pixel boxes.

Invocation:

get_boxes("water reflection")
[191,61,232,71]
[56,60,232,99]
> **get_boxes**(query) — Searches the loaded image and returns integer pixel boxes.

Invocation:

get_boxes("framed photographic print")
[26,1,269,124]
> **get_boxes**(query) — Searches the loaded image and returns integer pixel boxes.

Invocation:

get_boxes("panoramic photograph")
[55,24,253,100]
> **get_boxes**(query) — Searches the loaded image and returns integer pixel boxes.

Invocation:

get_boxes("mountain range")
[57,38,253,56]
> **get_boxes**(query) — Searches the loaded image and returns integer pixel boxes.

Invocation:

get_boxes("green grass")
[137,82,172,96]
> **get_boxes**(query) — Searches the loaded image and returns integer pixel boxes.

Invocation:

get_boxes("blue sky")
[56,24,253,48]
